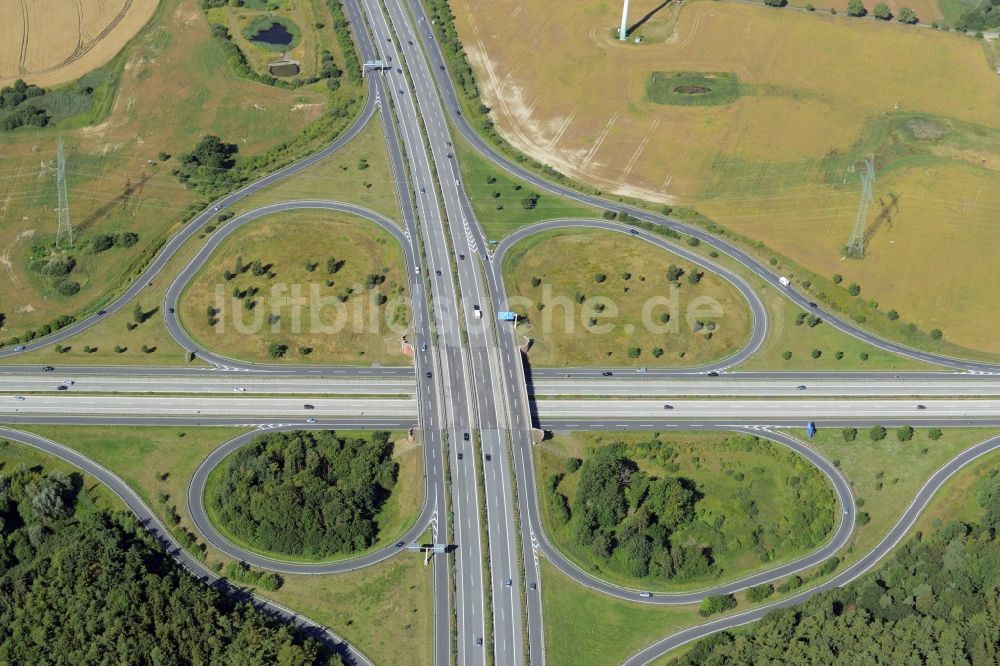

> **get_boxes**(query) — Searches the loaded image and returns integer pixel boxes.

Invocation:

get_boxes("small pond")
[250,22,294,46]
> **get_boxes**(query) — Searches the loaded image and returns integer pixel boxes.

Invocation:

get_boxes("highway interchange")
[1,0,1000,664]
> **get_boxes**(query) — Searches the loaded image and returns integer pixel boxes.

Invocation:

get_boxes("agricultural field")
[178,209,410,365]
[535,430,837,591]
[0,0,159,88]
[452,0,1000,355]
[0,0,356,350]
[501,228,751,367]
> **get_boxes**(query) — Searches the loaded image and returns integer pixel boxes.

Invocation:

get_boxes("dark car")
[459,254,465,260]
[42,366,54,372]
[57,385,68,390]
[484,453,491,461]
[663,404,673,410]
[809,302,818,308]
[96,310,106,315]
[168,307,175,313]
[426,371,433,378]
[796,385,807,390]
[601,371,613,377]
[435,269,442,276]
[303,404,315,409]
[476,638,483,647]
[395,541,405,548]
[463,432,470,442]
[457,452,463,460]
[629,229,638,235]
[917,404,927,410]
[529,582,537,590]
[707,371,719,377]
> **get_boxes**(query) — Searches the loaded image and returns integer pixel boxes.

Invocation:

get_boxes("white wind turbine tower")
[619,0,630,40]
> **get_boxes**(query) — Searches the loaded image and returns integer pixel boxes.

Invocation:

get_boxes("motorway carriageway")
[0,374,415,395]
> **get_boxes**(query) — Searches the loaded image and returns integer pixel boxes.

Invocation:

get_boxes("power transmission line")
[845,159,874,259]
[55,138,73,248]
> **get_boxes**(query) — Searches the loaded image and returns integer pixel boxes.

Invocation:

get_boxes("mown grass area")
[502,228,751,367]
[232,112,402,223]
[736,276,934,371]
[806,426,1000,561]
[202,433,424,563]
[541,559,701,666]
[536,430,836,592]
[178,209,410,366]
[454,138,598,242]
[646,71,741,106]
[6,424,432,666]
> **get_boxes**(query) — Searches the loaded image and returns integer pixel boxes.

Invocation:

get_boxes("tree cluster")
[175,135,240,192]
[954,0,999,31]
[564,443,711,581]
[0,456,339,665]
[209,430,398,558]
[672,475,1000,664]
[0,79,49,131]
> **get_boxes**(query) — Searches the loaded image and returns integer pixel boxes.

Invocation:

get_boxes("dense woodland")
[210,430,398,558]
[672,468,1000,664]
[551,436,834,582]
[0,459,339,665]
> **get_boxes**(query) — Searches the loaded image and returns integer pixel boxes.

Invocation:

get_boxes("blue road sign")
[497,311,517,321]
[807,421,817,439]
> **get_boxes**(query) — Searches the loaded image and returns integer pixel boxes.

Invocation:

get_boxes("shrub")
[54,280,81,296]
[782,351,792,360]
[856,511,871,525]
[847,283,861,296]
[842,428,858,442]
[872,2,891,19]
[930,329,943,340]
[832,273,843,284]
[627,347,641,359]
[699,594,737,617]
[859,352,869,361]
[897,6,917,22]
[594,273,607,283]
[887,309,899,320]
[811,349,822,359]
[651,347,664,358]
[928,428,943,441]
[566,458,582,473]
[686,237,700,247]
[847,0,866,15]
[869,425,887,441]
[267,343,288,358]
[896,425,914,442]
[602,210,618,220]
[746,583,774,602]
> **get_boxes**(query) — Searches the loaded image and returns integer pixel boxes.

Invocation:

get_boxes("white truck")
[778,276,790,287]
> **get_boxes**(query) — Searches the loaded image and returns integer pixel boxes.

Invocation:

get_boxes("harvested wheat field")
[453,0,1000,354]
[0,0,159,87]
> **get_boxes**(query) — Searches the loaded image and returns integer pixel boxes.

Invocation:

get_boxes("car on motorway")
[97,310,106,315]
[233,387,247,392]
[213,205,220,212]
[463,432,470,442]
[396,541,405,548]
[168,307,175,314]
[637,367,647,373]
[458,253,465,260]
[420,186,425,193]
[14,345,26,351]
[421,343,428,352]
[917,404,927,410]
[505,578,512,587]
[62,380,74,386]
[415,266,421,274]
[484,453,491,461]
[529,582,537,590]
[303,404,315,409]
[306,418,317,423]
[809,302,818,308]
[629,229,638,235]
[639,592,652,598]
[663,404,673,410]
[425,371,432,378]
[476,638,483,647]
[601,371,613,376]
[457,452,463,460]
[57,385,68,391]
[707,371,719,377]
[42,366,54,372]
[473,305,482,319]
[435,269,442,276]
[796,385,807,390]
[13,396,24,401]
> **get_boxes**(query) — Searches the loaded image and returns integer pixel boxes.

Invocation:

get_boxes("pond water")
[268,62,300,77]
[251,22,293,46]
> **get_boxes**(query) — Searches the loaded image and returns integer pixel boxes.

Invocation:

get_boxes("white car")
[306,418,317,423]
[233,387,247,392]
[62,380,74,386]
[415,266,421,274]
[13,345,25,352]
[13,396,25,401]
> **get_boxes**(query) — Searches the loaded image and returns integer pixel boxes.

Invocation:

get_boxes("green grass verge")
[646,71,741,106]
[454,137,598,242]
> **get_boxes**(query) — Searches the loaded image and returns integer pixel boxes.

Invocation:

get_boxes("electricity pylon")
[845,159,873,259]
[55,139,73,248]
